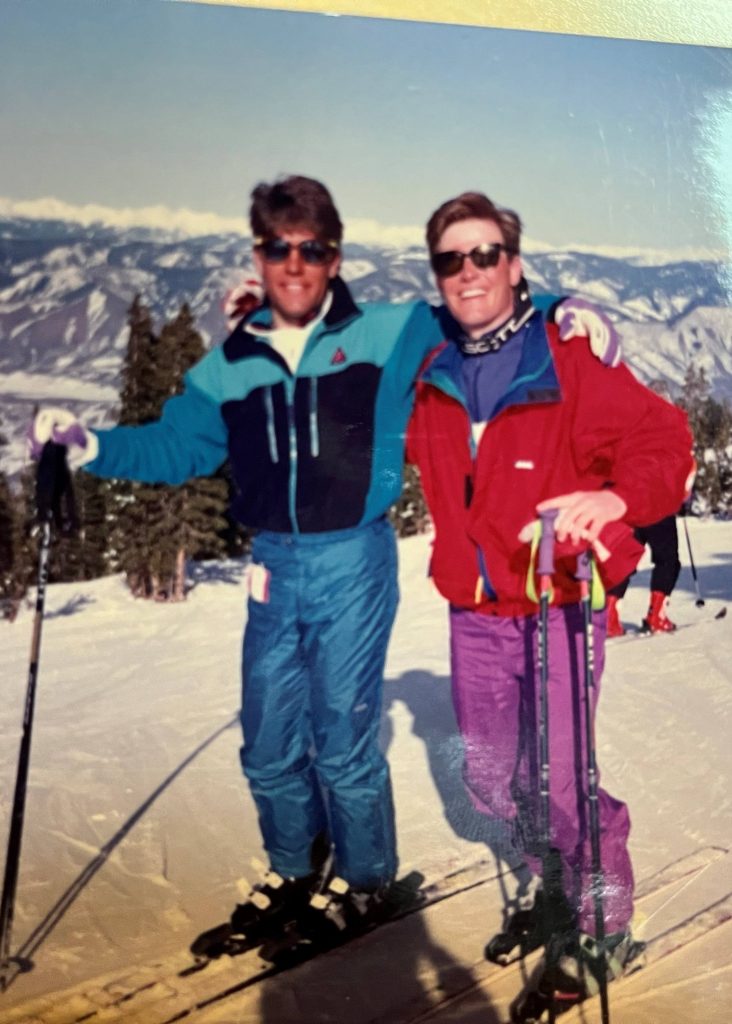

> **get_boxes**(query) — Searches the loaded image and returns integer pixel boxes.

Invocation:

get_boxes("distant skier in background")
[606,513,682,636]
[606,377,693,638]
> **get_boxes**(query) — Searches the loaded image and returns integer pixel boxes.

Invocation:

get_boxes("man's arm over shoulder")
[381,299,445,399]
[86,349,229,485]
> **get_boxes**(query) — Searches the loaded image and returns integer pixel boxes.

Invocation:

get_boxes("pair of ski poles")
[537,508,610,1024]
[0,442,75,991]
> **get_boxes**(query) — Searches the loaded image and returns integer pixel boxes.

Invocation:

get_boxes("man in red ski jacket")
[406,190,694,1003]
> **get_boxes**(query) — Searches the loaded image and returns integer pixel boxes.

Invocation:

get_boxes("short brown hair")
[249,175,343,245]
[426,192,522,256]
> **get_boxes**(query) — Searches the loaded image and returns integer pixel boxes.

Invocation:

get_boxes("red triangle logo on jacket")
[331,347,347,365]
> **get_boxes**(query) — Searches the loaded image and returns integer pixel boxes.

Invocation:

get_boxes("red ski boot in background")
[641,591,676,633]
[606,595,625,638]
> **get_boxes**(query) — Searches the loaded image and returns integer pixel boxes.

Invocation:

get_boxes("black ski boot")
[550,929,645,1006]
[486,866,575,968]
[189,868,318,961]
[485,888,547,966]
[260,875,407,964]
[230,830,332,940]
[190,833,331,960]
[228,866,320,938]
[511,928,645,1021]
[299,879,388,945]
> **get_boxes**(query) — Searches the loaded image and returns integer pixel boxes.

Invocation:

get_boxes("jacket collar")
[223,276,360,363]
[493,313,561,414]
[323,275,361,328]
[243,275,359,334]
[419,311,562,414]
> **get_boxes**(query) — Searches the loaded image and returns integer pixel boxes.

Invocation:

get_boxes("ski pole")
[681,513,704,608]
[0,442,73,990]
[536,509,561,1024]
[576,551,610,1024]
[536,509,558,861]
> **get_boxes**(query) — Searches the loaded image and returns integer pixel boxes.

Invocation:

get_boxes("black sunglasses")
[430,243,515,278]
[254,237,339,266]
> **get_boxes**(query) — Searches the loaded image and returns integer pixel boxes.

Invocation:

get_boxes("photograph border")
[180,0,732,48]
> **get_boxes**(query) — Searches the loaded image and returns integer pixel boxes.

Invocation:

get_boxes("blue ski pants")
[239,517,399,889]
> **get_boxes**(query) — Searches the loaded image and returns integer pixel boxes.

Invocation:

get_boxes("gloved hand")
[519,489,627,565]
[223,277,264,332]
[536,490,627,547]
[554,298,622,368]
[28,408,98,469]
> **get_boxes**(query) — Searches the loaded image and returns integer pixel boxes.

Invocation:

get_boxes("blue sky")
[1,0,731,255]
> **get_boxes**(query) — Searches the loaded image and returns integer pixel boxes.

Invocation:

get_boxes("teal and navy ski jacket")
[85,277,442,533]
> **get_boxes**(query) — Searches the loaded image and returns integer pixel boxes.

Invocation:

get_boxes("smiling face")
[253,226,341,329]
[433,218,522,338]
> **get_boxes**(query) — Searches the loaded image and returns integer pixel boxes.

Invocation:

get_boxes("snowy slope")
[0,522,730,1021]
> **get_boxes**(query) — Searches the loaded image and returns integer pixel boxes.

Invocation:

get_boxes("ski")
[484,892,547,967]
[609,605,727,644]
[3,846,725,1024]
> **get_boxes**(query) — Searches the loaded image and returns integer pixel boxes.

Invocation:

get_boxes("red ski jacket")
[406,318,694,617]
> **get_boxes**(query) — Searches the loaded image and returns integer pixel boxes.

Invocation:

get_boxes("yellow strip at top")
[180,0,732,49]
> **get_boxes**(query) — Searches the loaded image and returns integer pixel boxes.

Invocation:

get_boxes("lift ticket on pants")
[248,563,271,603]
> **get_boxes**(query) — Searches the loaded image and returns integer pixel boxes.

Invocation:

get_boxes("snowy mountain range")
[1,215,730,475]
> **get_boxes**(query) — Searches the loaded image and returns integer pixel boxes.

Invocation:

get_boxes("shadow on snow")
[2,714,239,994]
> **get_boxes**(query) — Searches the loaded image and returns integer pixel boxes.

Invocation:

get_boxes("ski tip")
[715,606,727,619]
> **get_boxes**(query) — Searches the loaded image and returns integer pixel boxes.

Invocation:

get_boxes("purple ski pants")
[449,603,633,935]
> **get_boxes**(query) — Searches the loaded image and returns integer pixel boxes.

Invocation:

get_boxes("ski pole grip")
[35,441,78,533]
[36,442,64,524]
[537,508,559,576]
[576,549,592,581]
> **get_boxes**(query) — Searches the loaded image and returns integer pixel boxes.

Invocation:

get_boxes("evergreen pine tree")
[162,303,229,599]
[108,299,231,599]
[3,466,39,621]
[0,420,12,613]
[119,295,163,424]
[389,463,431,538]
[49,470,109,582]
[0,472,21,619]
[678,364,732,514]
[107,296,172,597]
[0,420,31,619]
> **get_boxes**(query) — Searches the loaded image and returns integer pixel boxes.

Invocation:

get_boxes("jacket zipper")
[309,377,320,458]
[263,386,279,463]
[283,378,299,533]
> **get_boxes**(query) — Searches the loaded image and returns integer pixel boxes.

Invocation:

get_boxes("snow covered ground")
[0,521,730,1021]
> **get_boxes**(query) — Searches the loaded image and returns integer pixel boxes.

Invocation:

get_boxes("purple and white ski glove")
[223,276,264,332]
[28,408,98,469]
[554,298,622,368]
